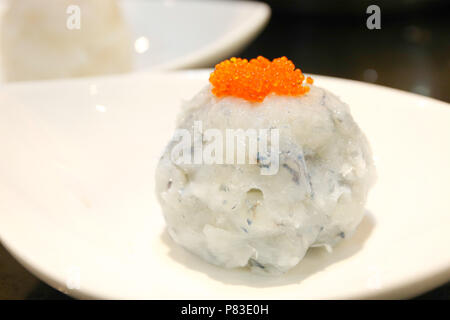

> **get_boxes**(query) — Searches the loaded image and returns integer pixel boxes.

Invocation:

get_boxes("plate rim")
[125,0,271,71]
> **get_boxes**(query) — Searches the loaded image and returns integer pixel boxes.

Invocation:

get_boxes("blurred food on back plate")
[0,0,133,81]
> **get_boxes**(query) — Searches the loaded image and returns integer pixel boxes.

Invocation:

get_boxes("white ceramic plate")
[0,0,270,78]
[122,0,271,71]
[0,70,449,299]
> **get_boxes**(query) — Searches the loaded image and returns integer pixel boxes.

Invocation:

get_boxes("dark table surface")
[0,1,448,299]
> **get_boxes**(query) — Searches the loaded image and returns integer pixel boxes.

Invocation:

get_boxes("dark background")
[241,0,449,102]
[0,0,449,299]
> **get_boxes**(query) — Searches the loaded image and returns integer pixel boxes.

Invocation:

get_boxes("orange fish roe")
[209,56,313,103]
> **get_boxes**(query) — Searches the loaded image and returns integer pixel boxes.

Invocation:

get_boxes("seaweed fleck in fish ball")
[156,57,376,274]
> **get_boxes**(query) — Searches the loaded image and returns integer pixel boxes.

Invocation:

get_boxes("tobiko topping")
[209,56,313,102]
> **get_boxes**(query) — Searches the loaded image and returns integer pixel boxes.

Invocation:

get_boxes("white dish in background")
[0,0,270,79]
[0,70,449,299]
[122,0,271,71]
